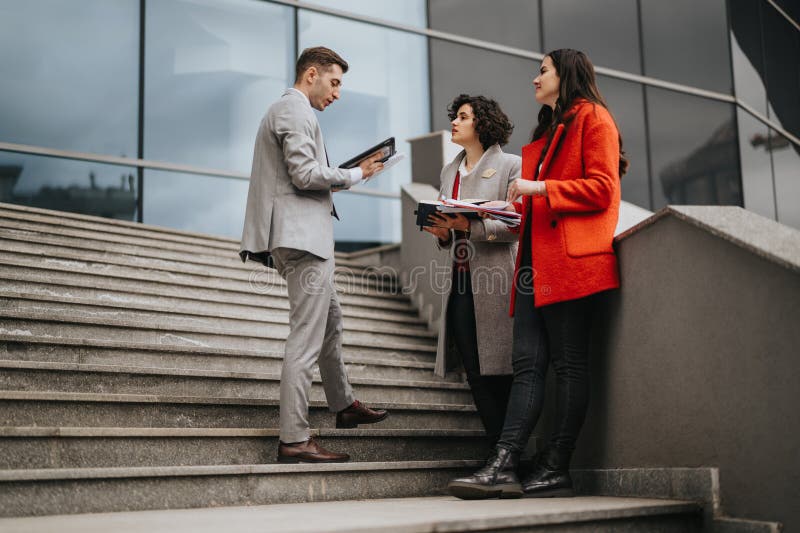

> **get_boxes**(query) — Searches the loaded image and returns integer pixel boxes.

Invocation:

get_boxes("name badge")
[482,168,496,178]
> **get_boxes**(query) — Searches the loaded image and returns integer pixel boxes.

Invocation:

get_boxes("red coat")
[510,99,621,312]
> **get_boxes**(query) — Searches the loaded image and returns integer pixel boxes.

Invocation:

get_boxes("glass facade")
[298,9,429,243]
[1,0,798,237]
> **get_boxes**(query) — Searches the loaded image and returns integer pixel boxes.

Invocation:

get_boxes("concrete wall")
[400,183,450,331]
[560,208,800,529]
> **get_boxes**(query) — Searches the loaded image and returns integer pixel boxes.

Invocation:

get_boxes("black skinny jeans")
[497,226,595,456]
[448,269,513,446]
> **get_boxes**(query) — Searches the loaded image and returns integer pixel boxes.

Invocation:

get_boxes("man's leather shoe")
[447,446,523,499]
[335,400,388,428]
[277,437,350,463]
[521,446,574,497]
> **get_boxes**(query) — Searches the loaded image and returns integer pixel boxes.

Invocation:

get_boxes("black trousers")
[448,269,513,446]
[496,230,595,456]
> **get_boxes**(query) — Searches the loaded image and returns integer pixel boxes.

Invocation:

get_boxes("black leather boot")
[521,446,574,498]
[448,446,522,500]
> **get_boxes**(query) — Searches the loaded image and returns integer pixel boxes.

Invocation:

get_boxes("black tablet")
[338,137,395,169]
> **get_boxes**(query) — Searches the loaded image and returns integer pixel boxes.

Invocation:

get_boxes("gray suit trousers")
[271,247,355,443]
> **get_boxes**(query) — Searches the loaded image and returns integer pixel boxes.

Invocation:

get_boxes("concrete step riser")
[0,400,482,430]
[0,236,399,293]
[0,283,432,340]
[0,291,434,345]
[0,264,423,324]
[0,319,436,360]
[0,367,470,405]
[0,465,477,518]
[0,224,394,280]
[0,342,458,383]
[0,435,488,469]
[0,249,404,303]
[0,255,413,310]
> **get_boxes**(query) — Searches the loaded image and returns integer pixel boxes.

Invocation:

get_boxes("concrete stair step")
[0,230,399,293]
[0,360,471,405]
[0,263,424,325]
[0,202,239,247]
[0,496,705,532]
[0,247,405,302]
[0,206,240,253]
[0,224,398,282]
[0,460,485,518]
[0,284,434,342]
[0,307,436,358]
[0,208,386,272]
[0,336,460,383]
[0,426,488,468]
[0,391,481,430]
[0,252,413,313]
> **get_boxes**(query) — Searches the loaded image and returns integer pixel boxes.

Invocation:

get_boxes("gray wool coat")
[433,144,521,377]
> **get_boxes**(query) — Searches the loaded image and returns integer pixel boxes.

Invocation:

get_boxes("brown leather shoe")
[335,400,389,428]
[277,437,350,463]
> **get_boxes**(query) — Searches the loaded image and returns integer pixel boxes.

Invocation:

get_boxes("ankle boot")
[521,446,574,498]
[448,446,522,500]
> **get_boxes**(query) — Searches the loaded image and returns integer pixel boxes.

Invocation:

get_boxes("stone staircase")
[0,202,777,531]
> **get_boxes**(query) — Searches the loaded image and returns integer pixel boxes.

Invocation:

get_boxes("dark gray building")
[0,0,797,241]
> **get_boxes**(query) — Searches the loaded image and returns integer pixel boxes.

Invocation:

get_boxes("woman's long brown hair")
[532,49,629,177]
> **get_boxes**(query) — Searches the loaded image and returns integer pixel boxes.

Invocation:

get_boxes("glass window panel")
[772,134,800,230]
[596,77,650,209]
[771,0,800,26]
[646,87,741,209]
[0,153,138,221]
[298,10,429,244]
[143,170,247,238]
[144,0,295,174]
[306,0,427,27]
[428,0,540,52]
[0,0,138,156]
[737,108,776,220]
[728,0,768,115]
[430,40,539,157]
[542,0,641,74]
[763,4,800,139]
[640,0,732,94]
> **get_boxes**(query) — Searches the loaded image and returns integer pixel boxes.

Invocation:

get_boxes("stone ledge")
[0,390,478,412]
[0,460,485,481]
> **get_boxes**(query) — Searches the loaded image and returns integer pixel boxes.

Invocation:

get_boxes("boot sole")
[335,412,389,429]
[521,487,574,498]
[448,481,523,500]
[277,456,351,464]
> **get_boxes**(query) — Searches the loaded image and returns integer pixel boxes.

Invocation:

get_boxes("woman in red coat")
[448,48,628,500]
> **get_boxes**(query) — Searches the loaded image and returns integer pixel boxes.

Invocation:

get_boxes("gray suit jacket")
[240,89,351,262]
[434,144,521,377]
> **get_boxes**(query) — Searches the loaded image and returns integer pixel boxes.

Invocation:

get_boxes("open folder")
[338,136,406,180]
[414,199,521,229]
[339,137,395,168]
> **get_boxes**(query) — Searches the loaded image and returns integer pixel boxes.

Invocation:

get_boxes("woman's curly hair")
[447,94,514,150]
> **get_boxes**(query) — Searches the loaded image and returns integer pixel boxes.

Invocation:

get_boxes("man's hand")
[428,212,470,231]
[506,180,546,203]
[423,225,450,241]
[358,151,385,180]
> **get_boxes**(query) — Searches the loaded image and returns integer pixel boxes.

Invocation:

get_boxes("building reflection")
[0,166,137,220]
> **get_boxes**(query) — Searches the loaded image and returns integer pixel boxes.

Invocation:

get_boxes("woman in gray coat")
[425,94,521,449]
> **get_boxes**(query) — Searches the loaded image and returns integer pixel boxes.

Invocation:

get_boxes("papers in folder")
[414,199,521,229]
[443,198,521,226]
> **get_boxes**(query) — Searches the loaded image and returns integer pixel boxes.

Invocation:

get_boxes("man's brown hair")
[295,46,349,83]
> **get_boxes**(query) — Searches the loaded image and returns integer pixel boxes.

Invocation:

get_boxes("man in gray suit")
[240,47,388,463]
